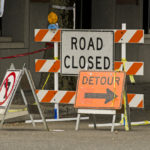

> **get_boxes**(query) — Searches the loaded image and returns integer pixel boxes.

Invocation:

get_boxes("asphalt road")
[0,121,150,150]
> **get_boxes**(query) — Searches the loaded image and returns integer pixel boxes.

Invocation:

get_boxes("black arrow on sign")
[84,88,118,104]
[4,80,11,99]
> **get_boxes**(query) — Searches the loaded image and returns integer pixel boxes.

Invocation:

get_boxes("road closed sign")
[75,71,126,109]
[61,30,114,75]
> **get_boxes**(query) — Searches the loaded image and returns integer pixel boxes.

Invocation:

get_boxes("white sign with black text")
[61,30,114,75]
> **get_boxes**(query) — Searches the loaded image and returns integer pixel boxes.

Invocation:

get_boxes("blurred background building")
[0,0,150,87]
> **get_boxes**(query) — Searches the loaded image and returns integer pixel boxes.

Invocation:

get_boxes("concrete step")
[0,37,12,42]
[0,42,24,48]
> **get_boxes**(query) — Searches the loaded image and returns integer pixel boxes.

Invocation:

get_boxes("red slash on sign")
[0,72,16,106]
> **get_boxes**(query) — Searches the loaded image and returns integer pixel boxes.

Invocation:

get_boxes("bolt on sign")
[61,30,114,75]
[75,71,126,109]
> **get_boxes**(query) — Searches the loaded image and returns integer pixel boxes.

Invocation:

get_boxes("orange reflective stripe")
[114,62,122,70]
[128,30,143,43]
[115,30,126,43]
[48,60,60,72]
[51,30,61,42]
[126,63,143,75]
[35,30,48,42]
[41,91,57,103]
[35,89,39,94]
[122,94,134,104]
[35,60,46,72]
[60,92,75,103]
[138,100,143,108]
[127,94,135,103]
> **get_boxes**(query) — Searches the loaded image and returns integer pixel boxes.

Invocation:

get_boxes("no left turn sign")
[0,70,22,107]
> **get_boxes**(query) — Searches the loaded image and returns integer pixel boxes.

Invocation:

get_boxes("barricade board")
[35,90,144,108]
[34,29,144,43]
[75,71,126,109]
[35,29,61,42]
[114,30,144,43]
[61,30,114,75]
[35,59,144,76]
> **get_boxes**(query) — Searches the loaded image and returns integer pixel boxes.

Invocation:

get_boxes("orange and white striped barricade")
[35,29,61,119]
[114,29,144,43]
[35,59,60,73]
[115,24,144,126]
[33,26,144,125]
[35,90,144,109]
[114,61,144,75]
[35,59,144,109]
[35,29,61,42]
[35,59,144,75]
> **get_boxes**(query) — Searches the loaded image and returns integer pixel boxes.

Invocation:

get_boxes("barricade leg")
[111,114,116,132]
[20,88,36,127]
[93,115,97,129]
[75,113,81,131]
[24,68,49,131]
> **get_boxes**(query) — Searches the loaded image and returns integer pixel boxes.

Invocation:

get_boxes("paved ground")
[0,121,150,150]
[0,83,149,150]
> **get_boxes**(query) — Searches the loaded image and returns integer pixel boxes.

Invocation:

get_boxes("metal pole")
[54,42,59,119]
[121,23,126,123]
[121,23,126,59]
[73,3,76,29]
[24,68,49,131]
[20,88,36,127]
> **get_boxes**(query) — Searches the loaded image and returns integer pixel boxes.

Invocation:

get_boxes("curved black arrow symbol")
[84,88,118,104]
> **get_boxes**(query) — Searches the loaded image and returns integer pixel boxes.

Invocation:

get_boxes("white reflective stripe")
[35,29,40,36]
[37,90,48,102]
[136,64,144,75]
[42,30,55,41]
[119,30,136,43]
[139,37,144,43]
[125,62,131,72]
[50,91,66,103]
[119,64,123,71]
[40,60,54,72]
[57,68,60,72]
[129,94,143,107]
[69,94,76,104]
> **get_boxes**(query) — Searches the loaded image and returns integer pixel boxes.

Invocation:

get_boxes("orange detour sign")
[75,71,126,109]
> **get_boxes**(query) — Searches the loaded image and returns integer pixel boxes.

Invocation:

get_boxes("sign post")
[75,71,130,132]
[61,30,114,75]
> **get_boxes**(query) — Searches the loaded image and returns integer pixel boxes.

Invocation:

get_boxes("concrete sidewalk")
[0,121,150,150]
